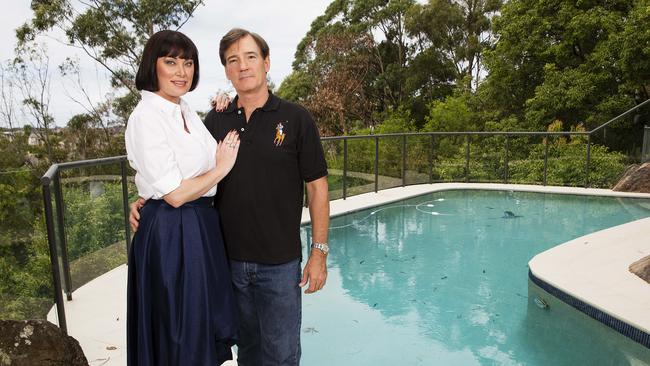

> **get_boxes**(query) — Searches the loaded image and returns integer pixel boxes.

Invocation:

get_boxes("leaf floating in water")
[303,326,319,334]
[359,260,365,264]
[106,346,117,350]
[482,269,486,274]
[441,275,448,280]
[352,319,359,323]
[411,255,416,259]
[372,303,378,308]
[502,210,522,218]
[534,297,549,310]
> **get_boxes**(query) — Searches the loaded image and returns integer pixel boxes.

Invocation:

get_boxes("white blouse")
[125,90,218,200]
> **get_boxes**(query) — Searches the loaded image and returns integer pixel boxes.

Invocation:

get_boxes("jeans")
[230,258,302,366]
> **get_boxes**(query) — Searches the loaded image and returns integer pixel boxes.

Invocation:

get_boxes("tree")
[11,43,61,163]
[481,0,648,137]
[17,0,204,124]
[282,0,419,131]
[406,0,502,92]
[286,28,377,135]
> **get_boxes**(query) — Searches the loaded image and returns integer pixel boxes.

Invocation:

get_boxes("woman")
[125,30,238,365]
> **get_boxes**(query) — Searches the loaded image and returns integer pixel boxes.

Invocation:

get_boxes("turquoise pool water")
[300,190,650,365]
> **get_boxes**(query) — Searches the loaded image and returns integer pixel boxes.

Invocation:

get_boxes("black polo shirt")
[204,93,328,264]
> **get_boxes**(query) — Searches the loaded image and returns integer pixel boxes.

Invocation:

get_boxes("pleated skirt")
[127,197,237,366]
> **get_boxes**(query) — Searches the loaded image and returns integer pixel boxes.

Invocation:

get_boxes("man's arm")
[129,197,146,232]
[299,176,330,294]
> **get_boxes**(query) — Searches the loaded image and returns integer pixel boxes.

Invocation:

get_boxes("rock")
[0,320,88,366]
[612,163,650,193]
[630,255,650,285]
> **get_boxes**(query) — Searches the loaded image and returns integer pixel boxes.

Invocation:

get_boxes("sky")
[1,1,333,127]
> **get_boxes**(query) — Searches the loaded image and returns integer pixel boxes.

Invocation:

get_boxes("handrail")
[40,99,647,335]
[41,155,129,334]
[590,98,650,134]
[321,130,589,141]
[41,156,128,185]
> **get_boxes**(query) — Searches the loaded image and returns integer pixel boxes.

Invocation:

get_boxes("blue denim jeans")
[230,259,302,366]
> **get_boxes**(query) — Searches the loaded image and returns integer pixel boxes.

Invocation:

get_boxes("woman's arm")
[164,130,240,208]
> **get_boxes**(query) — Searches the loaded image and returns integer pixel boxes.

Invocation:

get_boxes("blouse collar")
[141,90,187,113]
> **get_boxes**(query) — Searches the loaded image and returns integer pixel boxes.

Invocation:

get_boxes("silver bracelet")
[311,242,329,254]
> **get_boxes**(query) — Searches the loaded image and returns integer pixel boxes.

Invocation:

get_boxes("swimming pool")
[300,189,650,365]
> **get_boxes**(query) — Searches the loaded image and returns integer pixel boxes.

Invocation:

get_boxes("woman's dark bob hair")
[135,30,200,92]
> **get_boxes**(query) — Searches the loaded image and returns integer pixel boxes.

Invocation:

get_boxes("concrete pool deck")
[47,183,650,364]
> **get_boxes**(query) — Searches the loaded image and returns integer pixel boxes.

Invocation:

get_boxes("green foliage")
[0,141,133,319]
[424,92,478,132]
[508,137,627,188]
[276,70,314,104]
[481,0,648,137]
[63,182,128,261]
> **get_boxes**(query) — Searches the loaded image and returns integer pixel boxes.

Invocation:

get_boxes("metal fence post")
[42,179,67,334]
[374,136,379,193]
[585,134,591,188]
[465,134,470,183]
[429,134,434,184]
[543,134,549,186]
[504,135,510,184]
[642,126,650,162]
[120,161,132,255]
[343,138,348,200]
[402,134,406,187]
[53,172,72,301]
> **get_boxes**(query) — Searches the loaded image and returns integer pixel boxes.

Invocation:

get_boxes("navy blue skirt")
[127,197,237,366]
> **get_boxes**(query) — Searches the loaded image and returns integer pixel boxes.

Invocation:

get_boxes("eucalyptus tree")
[280,0,418,133]
[16,0,204,122]
[280,0,503,133]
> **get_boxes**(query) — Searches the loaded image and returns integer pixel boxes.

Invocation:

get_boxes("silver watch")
[311,242,329,254]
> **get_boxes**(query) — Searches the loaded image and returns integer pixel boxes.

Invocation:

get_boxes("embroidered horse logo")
[274,122,286,146]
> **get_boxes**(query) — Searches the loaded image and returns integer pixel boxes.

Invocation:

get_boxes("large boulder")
[630,255,650,285]
[612,163,650,193]
[0,320,88,366]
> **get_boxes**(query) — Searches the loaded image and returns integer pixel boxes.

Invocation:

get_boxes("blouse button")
[237,110,242,115]
[240,128,245,132]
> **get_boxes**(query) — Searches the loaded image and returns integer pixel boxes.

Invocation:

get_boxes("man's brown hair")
[219,28,270,66]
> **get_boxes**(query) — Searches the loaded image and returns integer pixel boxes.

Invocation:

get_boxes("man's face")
[224,35,270,95]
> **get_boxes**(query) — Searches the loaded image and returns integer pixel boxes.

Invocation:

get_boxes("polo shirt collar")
[262,92,280,111]
[141,90,185,113]
[225,91,280,114]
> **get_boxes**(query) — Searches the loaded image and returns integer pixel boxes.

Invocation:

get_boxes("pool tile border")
[529,270,650,349]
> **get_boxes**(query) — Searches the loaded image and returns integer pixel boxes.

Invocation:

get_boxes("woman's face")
[155,56,194,103]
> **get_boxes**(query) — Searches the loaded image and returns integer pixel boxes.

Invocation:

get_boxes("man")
[130,28,329,366]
